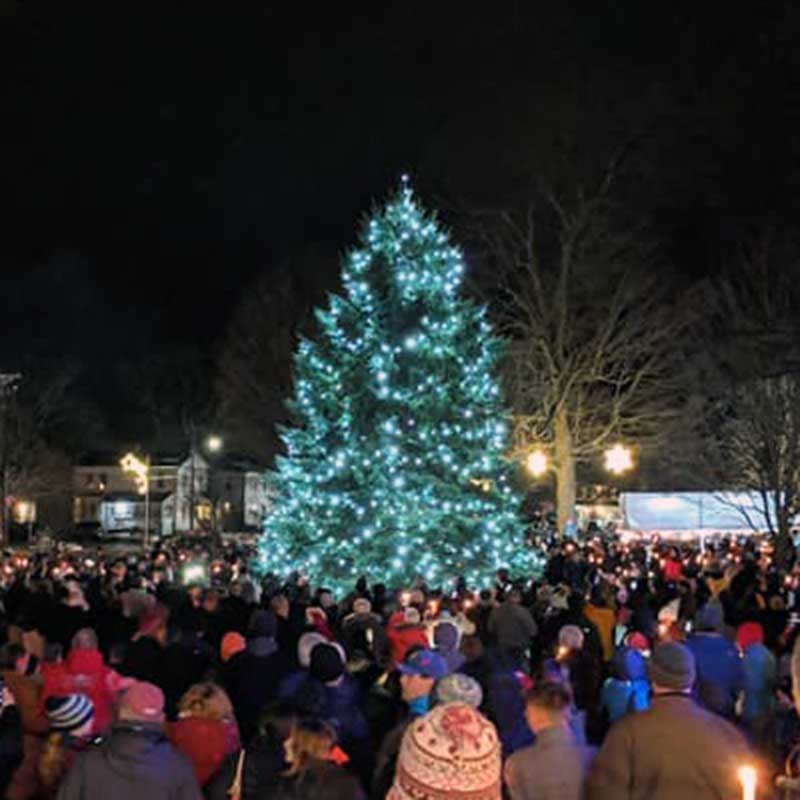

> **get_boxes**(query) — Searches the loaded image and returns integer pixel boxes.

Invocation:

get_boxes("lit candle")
[738,765,756,800]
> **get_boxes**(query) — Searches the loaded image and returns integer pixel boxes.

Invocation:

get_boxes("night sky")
[2,2,800,449]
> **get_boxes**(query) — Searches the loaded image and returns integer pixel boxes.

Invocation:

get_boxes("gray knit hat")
[649,642,696,692]
[45,694,94,732]
[435,674,483,709]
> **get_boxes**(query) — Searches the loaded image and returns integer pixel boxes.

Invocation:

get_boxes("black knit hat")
[309,643,345,684]
[649,642,696,692]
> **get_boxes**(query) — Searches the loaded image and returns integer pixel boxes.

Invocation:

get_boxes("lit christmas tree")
[259,179,533,592]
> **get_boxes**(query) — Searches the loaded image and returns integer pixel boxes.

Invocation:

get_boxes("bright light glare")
[737,765,756,800]
[207,435,223,453]
[526,450,548,478]
[605,444,634,475]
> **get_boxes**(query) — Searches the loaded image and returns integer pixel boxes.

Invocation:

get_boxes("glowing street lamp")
[604,444,634,476]
[526,449,549,478]
[206,435,223,453]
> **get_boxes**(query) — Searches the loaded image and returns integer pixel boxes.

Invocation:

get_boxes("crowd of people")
[0,532,796,799]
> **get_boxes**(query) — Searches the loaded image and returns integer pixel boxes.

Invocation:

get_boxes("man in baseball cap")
[373,649,449,798]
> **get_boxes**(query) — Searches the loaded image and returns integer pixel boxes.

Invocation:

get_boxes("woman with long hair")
[166,682,240,786]
[274,718,363,800]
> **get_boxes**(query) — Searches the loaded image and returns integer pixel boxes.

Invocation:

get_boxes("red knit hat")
[626,632,650,652]
[120,681,165,722]
[220,632,246,663]
[736,622,764,651]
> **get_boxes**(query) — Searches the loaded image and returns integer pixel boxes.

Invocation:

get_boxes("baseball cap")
[398,648,448,680]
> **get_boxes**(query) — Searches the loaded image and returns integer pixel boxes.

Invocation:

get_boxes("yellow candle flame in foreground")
[737,765,756,800]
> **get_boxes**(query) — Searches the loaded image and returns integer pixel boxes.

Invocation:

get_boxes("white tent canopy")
[620,491,780,535]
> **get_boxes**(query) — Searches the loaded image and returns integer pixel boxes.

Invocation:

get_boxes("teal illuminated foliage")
[258,180,533,592]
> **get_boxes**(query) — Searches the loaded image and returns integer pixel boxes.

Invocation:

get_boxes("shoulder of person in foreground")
[584,711,638,800]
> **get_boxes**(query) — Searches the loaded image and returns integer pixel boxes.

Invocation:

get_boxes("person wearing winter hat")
[38,694,95,799]
[275,632,330,702]
[736,621,776,746]
[373,649,449,799]
[587,643,750,800]
[388,702,502,800]
[686,600,742,718]
[58,680,202,800]
[387,606,429,667]
[600,648,650,724]
[219,632,245,664]
[505,682,594,800]
[120,604,169,687]
[225,608,294,744]
[624,631,650,656]
[309,643,345,686]
[41,628,132,735]
[432,620,465,675]
[166,683,240,786]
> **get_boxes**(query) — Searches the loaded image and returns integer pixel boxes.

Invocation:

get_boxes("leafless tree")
[714,375,800,547]
[699,226,800,560]
[478,146,692,530]
[215,248,337,463]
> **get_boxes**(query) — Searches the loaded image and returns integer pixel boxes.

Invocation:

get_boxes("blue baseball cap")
[398,648,448,679]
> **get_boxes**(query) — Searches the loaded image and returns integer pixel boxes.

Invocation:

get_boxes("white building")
[73,453,270,537]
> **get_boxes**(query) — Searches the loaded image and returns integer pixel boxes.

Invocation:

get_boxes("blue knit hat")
[45,694,94,732]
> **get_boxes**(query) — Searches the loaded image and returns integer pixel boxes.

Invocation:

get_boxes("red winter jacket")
[386,612,429,666]
[40,649,132,734]
[663,558,683,583]
[166,716,240,786]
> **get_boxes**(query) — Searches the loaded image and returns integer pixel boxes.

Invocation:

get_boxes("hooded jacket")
[41,649,131,734]
[225,638,294,743]
[56,722,201,800]
[386,612,428,667]
[601,648,650,724]
[433,621,465,675]
[166,717,240,786]
[686,632,743,717]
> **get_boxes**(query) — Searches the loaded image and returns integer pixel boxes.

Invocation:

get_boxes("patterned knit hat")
[388,702,501,800]
[45,694,94,732]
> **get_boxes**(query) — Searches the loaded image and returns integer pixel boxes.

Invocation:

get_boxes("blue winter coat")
[686,633,743,717]
[601,648,650,723]
[741,642,776,722]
